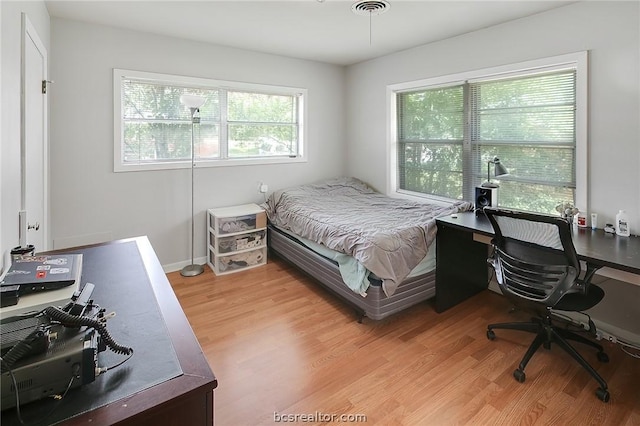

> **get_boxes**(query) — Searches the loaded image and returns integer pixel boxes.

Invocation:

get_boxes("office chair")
[483,207,610,402]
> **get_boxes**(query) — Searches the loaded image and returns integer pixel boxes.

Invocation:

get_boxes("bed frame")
[268,225,436,322]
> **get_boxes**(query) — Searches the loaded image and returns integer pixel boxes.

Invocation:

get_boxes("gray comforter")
[264,177,472,297]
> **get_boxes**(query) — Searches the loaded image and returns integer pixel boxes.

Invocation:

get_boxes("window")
[390,52,587,215]
[114,69,306,171]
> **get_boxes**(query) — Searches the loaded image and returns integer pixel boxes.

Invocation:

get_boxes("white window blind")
[122,79,220,164]
[469,70,576,212]
[397,85,465,199]
[227,91,300,158]
[394,59,582,215]
[114,69,306,171]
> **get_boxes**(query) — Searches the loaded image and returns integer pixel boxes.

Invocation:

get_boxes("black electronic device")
[0,283,95,357]
[0,315,50,357]
[0,325,99,410]
[475,186,498,213]
[0,283,133,413]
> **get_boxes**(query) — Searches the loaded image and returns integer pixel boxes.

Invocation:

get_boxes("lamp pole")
[180,95,206,277]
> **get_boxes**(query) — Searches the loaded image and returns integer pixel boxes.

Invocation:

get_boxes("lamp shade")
[180,94,205,109]
[494,160,509,178]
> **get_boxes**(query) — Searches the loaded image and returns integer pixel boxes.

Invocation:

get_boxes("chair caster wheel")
[513,369,525,383]
[597,351,609,363]
[487,330,496,340]
[596,387,610,402]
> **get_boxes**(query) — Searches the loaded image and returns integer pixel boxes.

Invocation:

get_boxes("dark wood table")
[1,237,217,425]
[435,212,640,313]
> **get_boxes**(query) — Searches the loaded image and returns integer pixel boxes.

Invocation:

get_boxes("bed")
[263,177,472,321]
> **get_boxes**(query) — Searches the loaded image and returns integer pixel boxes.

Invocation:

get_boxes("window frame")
[113,69,307,172]
[387,52,588,212]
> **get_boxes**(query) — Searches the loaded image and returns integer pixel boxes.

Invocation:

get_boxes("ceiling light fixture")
[351,0,390,44]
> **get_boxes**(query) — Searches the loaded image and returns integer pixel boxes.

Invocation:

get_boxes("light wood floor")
[168,257,640,425]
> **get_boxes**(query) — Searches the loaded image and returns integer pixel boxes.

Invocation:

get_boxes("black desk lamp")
[481,156,509,188]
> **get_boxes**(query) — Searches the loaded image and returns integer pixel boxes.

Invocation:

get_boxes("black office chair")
[483,207,610,402]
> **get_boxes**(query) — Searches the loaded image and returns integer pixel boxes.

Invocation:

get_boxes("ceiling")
[45,0,575,66]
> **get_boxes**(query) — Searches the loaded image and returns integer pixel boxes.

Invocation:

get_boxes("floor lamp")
[180,94,206,277]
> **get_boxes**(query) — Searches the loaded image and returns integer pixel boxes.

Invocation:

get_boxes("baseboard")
[162,256,208,274]
[595,267,640,287]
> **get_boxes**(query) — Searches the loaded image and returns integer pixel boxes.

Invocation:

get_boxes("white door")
[22,14,48,252]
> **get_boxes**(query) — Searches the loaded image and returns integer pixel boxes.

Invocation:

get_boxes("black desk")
[1,237,217,425]
[435,212,640,313]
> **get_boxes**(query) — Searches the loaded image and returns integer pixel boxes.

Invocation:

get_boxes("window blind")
[395,68,578,213]
[115,69,307,171]
[397,85,465,199]
[226,91,300,158]
[468,70,577,212]
[121,79,220,164]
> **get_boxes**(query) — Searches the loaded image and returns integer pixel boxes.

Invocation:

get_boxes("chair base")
[487,315,610,402]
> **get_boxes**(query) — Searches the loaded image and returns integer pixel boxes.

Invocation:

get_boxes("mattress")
[268,224,437,321]
[274,224,436,296]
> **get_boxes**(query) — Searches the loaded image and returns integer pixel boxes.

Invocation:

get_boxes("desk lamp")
[481,156,509,188]
[475,157,509,213]
[180,94,206,277]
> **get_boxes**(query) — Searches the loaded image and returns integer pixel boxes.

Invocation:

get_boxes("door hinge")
[42,80,53,94]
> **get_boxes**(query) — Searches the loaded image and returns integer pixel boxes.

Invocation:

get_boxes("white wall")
[7,2,639,273]
[345,1,640,232]
[49,18,346,270]
[0,1,50,272]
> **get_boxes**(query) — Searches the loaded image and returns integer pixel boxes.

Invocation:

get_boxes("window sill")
[114,156,307,173]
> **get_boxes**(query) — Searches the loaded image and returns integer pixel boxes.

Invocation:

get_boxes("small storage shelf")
[207,203,267,275]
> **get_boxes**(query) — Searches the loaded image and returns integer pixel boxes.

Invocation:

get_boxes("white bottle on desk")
[615,210,630,237]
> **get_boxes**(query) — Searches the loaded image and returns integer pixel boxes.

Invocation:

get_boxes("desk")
[1,237,217,425]
[435,212,640,313]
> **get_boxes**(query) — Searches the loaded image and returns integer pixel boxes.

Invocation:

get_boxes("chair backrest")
[484,207,582,308]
